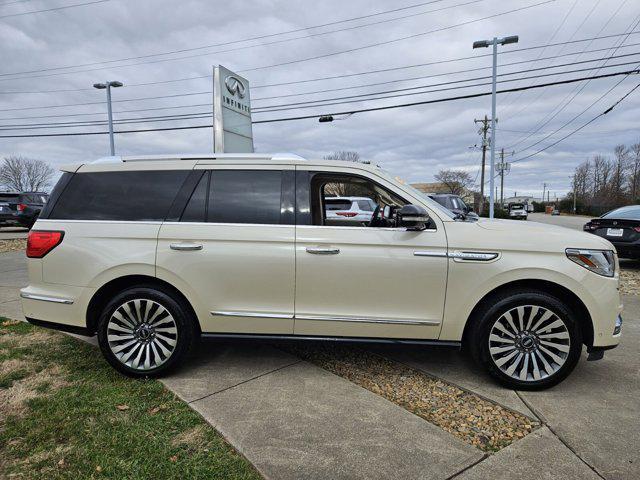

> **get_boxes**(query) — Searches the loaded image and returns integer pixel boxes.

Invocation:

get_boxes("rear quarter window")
[49,170,189,221]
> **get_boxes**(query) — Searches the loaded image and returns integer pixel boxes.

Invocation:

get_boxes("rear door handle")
[170,242,203,251]
[306,247,340,255]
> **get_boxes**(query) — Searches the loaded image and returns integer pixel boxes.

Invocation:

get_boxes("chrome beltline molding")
[211,311,439,326]
[211,311,294,319]
[414,250,499,261]
[20,292,74,304]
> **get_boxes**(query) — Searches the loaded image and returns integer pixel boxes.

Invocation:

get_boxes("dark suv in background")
[426,193,479,220]
[0,192,49,229]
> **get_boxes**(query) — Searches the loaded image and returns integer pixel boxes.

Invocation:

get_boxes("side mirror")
[398,204,430,231]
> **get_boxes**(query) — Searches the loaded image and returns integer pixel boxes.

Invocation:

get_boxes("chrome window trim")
[20,292,74,304]
[295,314,440,326]
[163,221,293,228]
[37,219,163,225]
[211,311,294,319]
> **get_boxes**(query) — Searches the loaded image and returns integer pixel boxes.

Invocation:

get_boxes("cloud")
[0,0,639,198]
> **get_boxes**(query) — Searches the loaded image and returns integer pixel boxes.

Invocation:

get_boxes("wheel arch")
[85,274,200,335]
[461,278,594,349]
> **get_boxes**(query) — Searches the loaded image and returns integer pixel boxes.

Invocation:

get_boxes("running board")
[200,332,461,348]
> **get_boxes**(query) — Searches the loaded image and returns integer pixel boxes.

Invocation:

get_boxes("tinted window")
[326,199,352,210]
[0,194,19,203]
[50,170,188,221]
[357,200,374,211]
[603,206,640,220]
[208,170,282,224]
[181,172,209,222]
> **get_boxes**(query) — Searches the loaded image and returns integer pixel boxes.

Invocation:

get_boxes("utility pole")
[474,116,490,215]
[542,182,547,205]
[497,148,513,207]
[473,35,519,218]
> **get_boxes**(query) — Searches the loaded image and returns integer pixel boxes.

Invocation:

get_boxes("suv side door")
[293,165,449,340]
[156,164,296,334]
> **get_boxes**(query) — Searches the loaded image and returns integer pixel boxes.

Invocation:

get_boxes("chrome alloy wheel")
[106,299,178,371]
[488,305,570,382]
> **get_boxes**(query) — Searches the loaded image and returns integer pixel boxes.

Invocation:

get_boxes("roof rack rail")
[91,153,307,163]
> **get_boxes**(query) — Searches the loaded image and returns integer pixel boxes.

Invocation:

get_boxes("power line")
[511,81,640,163]
[0,0,471,77]
[508,14,640,151]
[3,50,639,115]
[0,0,110,19]
[252,51,640,103]
[2,30,639,92]
[251,60,640,113]
[0,0,554,82]
[5,39,640,97]
[0,68,637,138]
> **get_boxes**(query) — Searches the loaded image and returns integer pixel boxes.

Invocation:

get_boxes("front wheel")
[97,286,196,377]
[468,290,582,390]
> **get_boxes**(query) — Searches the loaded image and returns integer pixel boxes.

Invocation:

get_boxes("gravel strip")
[619,261,640,296]
[282,343,537,452]
[0,239,26,254]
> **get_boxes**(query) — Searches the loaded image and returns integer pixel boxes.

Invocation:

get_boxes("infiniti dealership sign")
[213,65,254,153]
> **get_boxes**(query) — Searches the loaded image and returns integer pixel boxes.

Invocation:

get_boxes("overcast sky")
[1,0,639,198]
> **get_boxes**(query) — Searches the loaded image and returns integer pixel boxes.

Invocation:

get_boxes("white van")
[20,154,622,389]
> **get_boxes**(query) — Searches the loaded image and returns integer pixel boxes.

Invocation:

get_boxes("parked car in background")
[324,196,377,225]
[0,192,49,229]
[427,193,478,220]
[21,153,622,390]
[583,205,640,259]
[509,203,528,220]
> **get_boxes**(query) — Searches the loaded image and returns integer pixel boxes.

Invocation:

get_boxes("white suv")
[325,196,377,225]
[20,154,622,389]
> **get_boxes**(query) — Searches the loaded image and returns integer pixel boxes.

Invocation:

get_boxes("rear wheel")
[468,290,582,390]
[97,286,196,377]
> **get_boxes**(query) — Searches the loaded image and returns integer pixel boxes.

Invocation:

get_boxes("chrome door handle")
[306,247,340,255]
[170,242,203,251]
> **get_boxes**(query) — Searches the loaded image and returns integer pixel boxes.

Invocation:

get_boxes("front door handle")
[306,247,340,255]
[170,242,203,251]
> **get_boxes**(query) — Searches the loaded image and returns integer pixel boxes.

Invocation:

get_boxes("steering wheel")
[368,204,382,227]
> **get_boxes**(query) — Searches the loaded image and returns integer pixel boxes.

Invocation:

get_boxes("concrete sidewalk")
[1,249,638,479]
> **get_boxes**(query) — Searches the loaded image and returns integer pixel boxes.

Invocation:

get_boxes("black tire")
[97,286,197,378]
[467,289,582,390]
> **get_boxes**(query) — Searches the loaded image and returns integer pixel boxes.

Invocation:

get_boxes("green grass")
[0,319,261,480]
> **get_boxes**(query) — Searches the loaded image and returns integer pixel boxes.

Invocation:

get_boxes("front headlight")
[566,249,615,277]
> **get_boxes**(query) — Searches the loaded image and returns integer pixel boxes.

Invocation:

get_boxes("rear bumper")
[20,283,95,333]
[26,317,93,336]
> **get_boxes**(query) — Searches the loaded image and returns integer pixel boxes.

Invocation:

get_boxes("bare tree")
[0,156,55,192]
[323,151,363,163]
[434,169,474,195]
[629,143,640,201]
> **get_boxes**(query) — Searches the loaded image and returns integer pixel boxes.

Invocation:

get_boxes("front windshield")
[375,168,456,219]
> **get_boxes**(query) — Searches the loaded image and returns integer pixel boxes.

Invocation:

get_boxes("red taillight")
[336,212,358,217]
[26,230,64,258]
[17,203,27,212]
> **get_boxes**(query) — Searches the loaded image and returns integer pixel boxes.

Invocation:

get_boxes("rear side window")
[357,200,374,211]
[49,170,189,221]
[208,170,283,224]
[325,199,352,211]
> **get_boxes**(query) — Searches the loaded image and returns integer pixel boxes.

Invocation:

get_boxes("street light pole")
[473,35,518,218]
[93,81,124,156]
